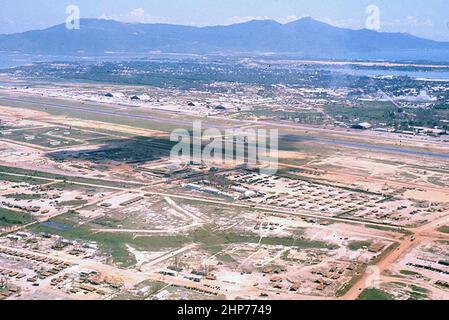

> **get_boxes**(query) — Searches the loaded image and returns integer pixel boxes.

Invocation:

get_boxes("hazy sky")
[1,0,448,41]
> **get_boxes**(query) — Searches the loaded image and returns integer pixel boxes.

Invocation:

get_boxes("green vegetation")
[47,128,107,141]
[4,193,41,200]
[0,172,49,185]
[408,291,428,300]
[4,99,189,133]
[247,108,324,124]
[438,226,449,234]
[366,224,410,234]
[111,294,144,301]
[348,241,372,251]
[399,270,421,277]
[409,285,429,294]
[57,200,88,207]
[29,228,185,267]
[113,280,169,299]
[0,208,35,227]
[28,209,338,268]
[29,212,189,267]
[337,242,400,297]
[1,127,83,149]
[335,268,364,297]
[325,101,397,125]
[191,229,339,250]
[390,282,407,288]
[0,165,143,189]
[215,253,236,263]
[275,169,383,198]
[357,288,395,300]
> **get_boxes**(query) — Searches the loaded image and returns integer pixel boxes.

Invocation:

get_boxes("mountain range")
[1,17,448,59]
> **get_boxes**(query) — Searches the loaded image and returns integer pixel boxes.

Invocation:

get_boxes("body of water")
[2,52,449,81]
[332,68,449,80]
[39,221,72,231]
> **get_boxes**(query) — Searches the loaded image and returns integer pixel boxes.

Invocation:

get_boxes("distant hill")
[1,17,448,59]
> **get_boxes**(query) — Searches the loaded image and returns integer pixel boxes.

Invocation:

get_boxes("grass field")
[438,226,449,234]
[4,193,41,200]
[399,270,421,277]
[325,101,397,125]
[357,288,395,300]
[348,241,372,251]
[0,97,190,133]
[0,172,50,185]
[28,209,339,268]
[0,165,144,189]
[0,208,35,227]
[28,211,188,267]
[1,127,84,149]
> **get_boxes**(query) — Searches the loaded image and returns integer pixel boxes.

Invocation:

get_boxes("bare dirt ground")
[1,87,449,300]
